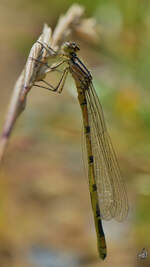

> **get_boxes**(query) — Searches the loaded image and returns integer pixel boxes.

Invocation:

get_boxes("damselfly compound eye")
[62,42,80,54]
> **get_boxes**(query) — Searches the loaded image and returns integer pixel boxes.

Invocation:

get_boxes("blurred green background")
[1,0,150,266]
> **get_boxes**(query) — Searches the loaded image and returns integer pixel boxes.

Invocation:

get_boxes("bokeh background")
[1,0,150,266]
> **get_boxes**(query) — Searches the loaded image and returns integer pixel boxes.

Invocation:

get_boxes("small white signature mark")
[137,248,148,260]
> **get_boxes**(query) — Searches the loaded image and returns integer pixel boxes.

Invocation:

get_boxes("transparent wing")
[85,83,129,221]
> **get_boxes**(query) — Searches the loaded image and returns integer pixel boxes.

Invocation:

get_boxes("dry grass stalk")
[0,4,99,162]
[0,25,53,162]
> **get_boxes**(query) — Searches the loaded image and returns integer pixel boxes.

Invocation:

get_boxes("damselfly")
[35,41,129,260]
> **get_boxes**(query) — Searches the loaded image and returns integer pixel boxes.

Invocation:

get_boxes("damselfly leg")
[34,67,69,93]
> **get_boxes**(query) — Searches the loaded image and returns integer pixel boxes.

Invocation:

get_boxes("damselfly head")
[61,42,80,55]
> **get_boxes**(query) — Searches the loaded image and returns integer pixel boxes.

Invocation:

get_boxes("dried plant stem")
[51,4,84,49]
[0,4,85,162]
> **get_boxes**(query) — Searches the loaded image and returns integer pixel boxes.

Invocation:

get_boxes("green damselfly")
[35,41,129,260]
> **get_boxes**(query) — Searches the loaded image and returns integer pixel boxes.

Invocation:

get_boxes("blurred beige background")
[1,1,150,266]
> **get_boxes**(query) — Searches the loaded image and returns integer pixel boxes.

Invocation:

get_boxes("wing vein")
[85,83,128,221]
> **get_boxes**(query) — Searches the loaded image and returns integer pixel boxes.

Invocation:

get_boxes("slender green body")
[60,42,107,259]
[77,86,107,259]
